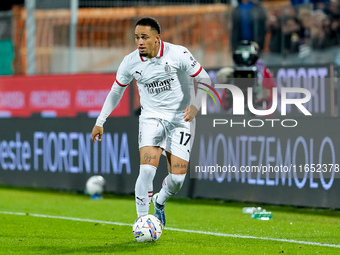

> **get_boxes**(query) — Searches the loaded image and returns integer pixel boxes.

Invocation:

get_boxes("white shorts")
[138,116,195,162]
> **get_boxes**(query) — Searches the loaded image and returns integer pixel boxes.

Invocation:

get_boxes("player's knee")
[138,164,157,182]
[169,173,186,191]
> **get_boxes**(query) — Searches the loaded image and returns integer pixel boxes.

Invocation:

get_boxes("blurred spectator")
[329,0,340,18]
[313,0,331,14]
[329,0,340,45]
[267,12,282,53]
[290,0,330,14]
[290,0,313,14]
[282,15,302,54]
[310,10,332,49]
[268,0,340,55]
[231,0,267,52]
[298,7,312,46]
[330,17,340,45]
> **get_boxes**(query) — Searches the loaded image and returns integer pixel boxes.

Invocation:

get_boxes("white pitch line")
[1,211,340,249]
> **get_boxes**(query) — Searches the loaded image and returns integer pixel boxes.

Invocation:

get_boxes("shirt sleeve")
[115,55,134,87]
[95,81,127,127]
[178,46,203,78]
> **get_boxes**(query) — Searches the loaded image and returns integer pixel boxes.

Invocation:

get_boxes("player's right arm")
[91,82,127,142]
[92,56,133,143]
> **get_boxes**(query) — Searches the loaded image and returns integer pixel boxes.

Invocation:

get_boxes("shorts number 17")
[179,132,191,146]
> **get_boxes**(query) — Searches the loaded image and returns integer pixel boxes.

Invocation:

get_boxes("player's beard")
[140,53,148,57]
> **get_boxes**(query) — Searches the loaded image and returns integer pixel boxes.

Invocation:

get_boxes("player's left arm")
[183,68,211,122]
[178,47,211,122]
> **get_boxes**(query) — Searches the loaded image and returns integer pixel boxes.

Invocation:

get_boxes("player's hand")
[183,105,198,122]
[92,125,103,143]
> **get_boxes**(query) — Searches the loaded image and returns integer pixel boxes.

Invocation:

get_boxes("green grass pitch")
[0,186,340,255]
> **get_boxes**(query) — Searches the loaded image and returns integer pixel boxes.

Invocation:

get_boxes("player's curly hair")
[135,17,161,34]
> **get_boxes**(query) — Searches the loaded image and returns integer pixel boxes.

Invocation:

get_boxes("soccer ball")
[132,215,163,242]
[85,175,106,197]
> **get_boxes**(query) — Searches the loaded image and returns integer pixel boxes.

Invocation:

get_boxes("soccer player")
[91,17,211,226]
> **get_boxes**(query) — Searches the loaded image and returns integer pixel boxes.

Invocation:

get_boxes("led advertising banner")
[0,116,339,208]
[268,65,336,117]
[0,117,185,195]
[0,117,139,193]
[0,73,130,118]
[190,115,340,209]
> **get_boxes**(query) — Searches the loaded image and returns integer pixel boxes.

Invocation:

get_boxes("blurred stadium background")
[4,0,338,75]
[1,0,340,210]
